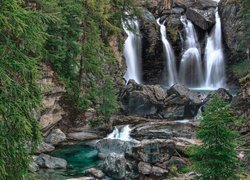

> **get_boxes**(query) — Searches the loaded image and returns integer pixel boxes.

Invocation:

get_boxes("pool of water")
[37,143,100,179]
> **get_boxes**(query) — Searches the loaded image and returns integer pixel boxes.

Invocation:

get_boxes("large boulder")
[102,153,126,179]
[132,139,175,164]
[35,154,67,169]
[162,84,202,118]
[84,168,105,179]
[174,0,217,30]
[45,128,66,145]
[96,139,131,159]
[120,82,202,119]
[67,131,100,141]
[120,81,166,116]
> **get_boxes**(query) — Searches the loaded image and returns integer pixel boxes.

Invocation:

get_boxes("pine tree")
[0,0,55,179]
[191,95,239,179]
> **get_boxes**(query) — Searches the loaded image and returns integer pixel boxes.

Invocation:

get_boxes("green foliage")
[191,95,239,179]
[231,60,250,78]
[0,0,56,179]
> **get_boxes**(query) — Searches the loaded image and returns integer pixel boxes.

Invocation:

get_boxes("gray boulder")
[35,154,67,169]
[102,153,126,180]
[36,141,55,154]
[45,128,66,145]
[166,156,187,169]
[120,82,202,119]
[132,139,175,164]
[84,168,105,179]
[96,139,131,159]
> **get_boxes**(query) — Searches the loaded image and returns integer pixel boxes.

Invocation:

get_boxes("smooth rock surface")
[84,168,105,179]
[45,128,66,145]
[35,154,67,169]
[36,141,55,154]
[67,131,100,141]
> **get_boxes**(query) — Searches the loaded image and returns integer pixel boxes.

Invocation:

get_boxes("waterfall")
[179,16,204,88]
[204,9,225,89]
[123,17,142,84]
[157,19,178,86]
[107,125,132,141]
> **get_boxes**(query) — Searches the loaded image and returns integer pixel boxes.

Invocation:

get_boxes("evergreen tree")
[0,0,55,179]
[191,95,239,179]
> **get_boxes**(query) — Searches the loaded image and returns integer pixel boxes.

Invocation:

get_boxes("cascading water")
[157,19,178,86]
[107,125,132,141]
[179,16,204,88]
[204,8,225,89]
[123,17,142,84]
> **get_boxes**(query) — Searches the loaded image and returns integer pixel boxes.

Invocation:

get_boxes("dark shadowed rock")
[102,153,126,179]
[174,0,217,10]
[35,154,67,169]
[138,161,169,179]
[166,156,187,169]
[120,82,202,119]
[186,7,215,30]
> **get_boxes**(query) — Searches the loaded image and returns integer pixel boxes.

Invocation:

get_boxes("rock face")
[102,153,126,180]
[45,128,66,145]
[132,139,175,164]
[131,121,197,140]
[174,0,217,30]
[138,161,168,179]
[219,0,247,64]
[120,81,202,119]
[35,154,67,169]
[140,8,164,84]
[231,75,250,119]
[38,63,66,134]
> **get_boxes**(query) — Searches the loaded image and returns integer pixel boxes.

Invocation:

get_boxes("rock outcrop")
[120,81,202,119]
[38,63,66,134]
[44,128,66,145]
[219,0,248,64]
[102,153,126,180]
[35,154,67,169]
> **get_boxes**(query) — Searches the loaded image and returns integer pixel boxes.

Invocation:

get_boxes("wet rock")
[140,8,164,84]
[219,0,246,64]
[96,139,131,159]
[35,154,67,169]
[132,139,175,164]
[120,82,201,119]
[204,88,233,103]
[67,131,100,141]
[36,141,55,154]
[45,128,66,145]
[163,84,202,118]
[186,7,215,30]
[102,153,126,179]
[84,168,105,179]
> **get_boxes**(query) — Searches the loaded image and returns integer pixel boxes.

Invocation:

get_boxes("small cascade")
[123,16,142,84]
[179,16,204,88]
[157,19,178,86]
[107,125,132,141]
[204,9,225,89]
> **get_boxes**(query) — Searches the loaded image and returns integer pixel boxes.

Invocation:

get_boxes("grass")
[231,60,250,78]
